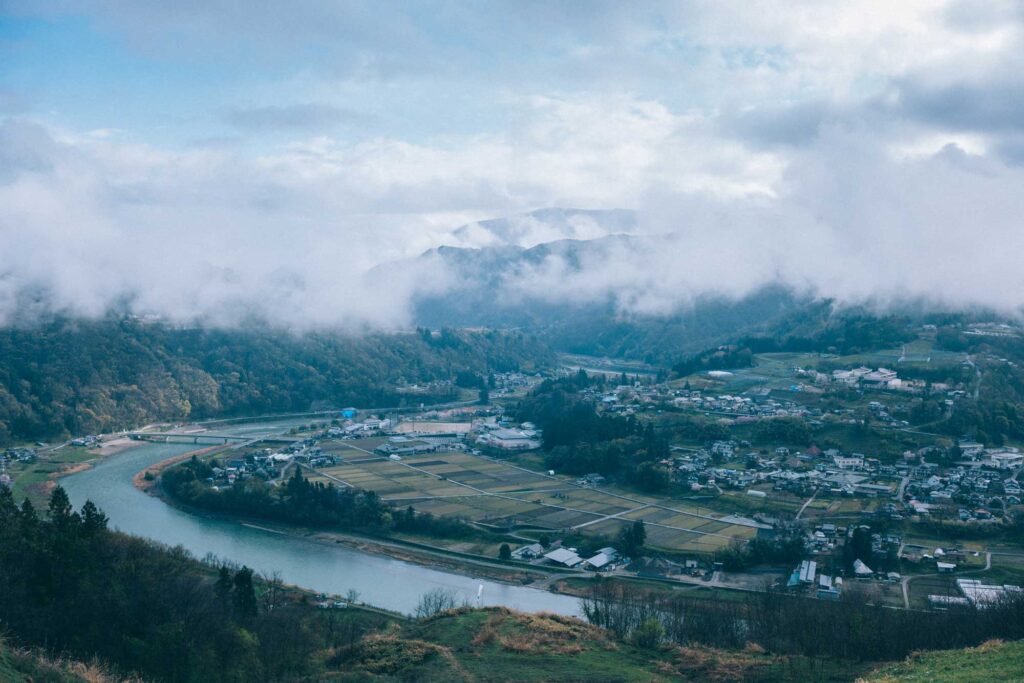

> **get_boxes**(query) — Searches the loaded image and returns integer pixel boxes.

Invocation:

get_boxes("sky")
[2,1,1024,328]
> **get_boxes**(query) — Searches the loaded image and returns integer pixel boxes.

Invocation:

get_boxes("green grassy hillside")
[328,607,861,682]
[860,640,1024,683]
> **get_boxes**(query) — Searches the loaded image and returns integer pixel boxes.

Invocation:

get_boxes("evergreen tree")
[618,520,647,557]
[232,566,258,623]
[215,565,234,613]
[19,498,38,527]
[80,500,108,535]
[0,486,17,520]
[48,485,74,523]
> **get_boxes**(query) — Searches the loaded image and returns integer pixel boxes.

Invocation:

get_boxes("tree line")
[164,457,481,541]
[582,580,1024,662]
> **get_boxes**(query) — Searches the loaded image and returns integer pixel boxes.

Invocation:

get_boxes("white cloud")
[3,1,1024,327]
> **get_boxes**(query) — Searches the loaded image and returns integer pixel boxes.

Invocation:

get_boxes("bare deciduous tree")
[414,587,461,618]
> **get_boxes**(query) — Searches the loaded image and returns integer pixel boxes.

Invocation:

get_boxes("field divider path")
[571,504,650,530]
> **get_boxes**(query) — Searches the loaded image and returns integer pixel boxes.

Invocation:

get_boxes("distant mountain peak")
[445,207,636,249]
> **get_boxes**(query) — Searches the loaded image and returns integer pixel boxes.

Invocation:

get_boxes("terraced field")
[307,446,759,553]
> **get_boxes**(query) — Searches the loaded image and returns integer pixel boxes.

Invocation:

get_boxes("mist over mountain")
[444,208,637,249]
[373,237,840,362]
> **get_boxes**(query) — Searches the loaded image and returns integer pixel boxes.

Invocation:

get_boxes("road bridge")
[128,432,254,445]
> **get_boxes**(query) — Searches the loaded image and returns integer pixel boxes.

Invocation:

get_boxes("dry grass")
[470,608,614,655]
[3,641,142,683]
[333,632,447,675]
[662,643,772,682]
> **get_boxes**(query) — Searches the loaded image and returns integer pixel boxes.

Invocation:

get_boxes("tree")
[479,386,490,405]
[843,526,874,572]
[0,486,16,520]
[80,500,108,535]
[48,485,74,525]
[618,520,646,558]
[499,543,511,561]
[414,588,459,618]
[215,565,234,613]
[631,617,665,649]
[232,566,258,623]
[260,570,285,613]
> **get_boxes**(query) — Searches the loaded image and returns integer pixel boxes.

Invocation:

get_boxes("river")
[61,419,582,617]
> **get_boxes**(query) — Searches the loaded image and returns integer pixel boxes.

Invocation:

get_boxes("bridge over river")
[127,431,298,446]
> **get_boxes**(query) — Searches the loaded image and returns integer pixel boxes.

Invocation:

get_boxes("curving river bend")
[61,419,582,617]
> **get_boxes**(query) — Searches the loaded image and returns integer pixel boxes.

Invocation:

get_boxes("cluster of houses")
[671,440,899,500]
[787,559,845,600]
[489,371,542,397]
[794,365,954,396]
[508,543,623,571]
[325,417,393,438]
[793,524,907,599]
[319,409,544,453]
[904,451,1022,519]
[207,452,285,487]
[71,434,102,448]
[512,542,713,578]
[205,439,335,487]
[539,546,624,571]
[570,379,809,421]
[1,447,37,489]
[3,447,37,464]
[671,391,818,421]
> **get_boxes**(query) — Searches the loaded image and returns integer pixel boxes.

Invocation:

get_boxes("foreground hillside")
[332,607,860,682]
[0,638,121,683]
[860,640,1024,683]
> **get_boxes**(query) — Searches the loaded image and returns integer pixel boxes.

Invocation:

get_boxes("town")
[100,323,1019,613]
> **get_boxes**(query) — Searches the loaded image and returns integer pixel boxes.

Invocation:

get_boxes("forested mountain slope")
[0,320,551,444]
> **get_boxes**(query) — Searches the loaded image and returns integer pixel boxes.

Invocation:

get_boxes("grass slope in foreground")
[332,607,860,682]
[860,640,1024,683]
[0,637,125,683]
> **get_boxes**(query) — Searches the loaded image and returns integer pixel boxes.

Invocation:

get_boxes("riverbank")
[134,446,571,589]
[11,435,148,505]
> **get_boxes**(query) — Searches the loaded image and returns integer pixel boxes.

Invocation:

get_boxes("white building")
[543,548,583,568]
[988,450,1023,470]
[833,454,865,470]
[477,428,542,450]
[956,579,1024,607]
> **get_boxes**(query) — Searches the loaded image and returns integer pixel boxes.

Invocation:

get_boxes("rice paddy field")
[306,444,759,554]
